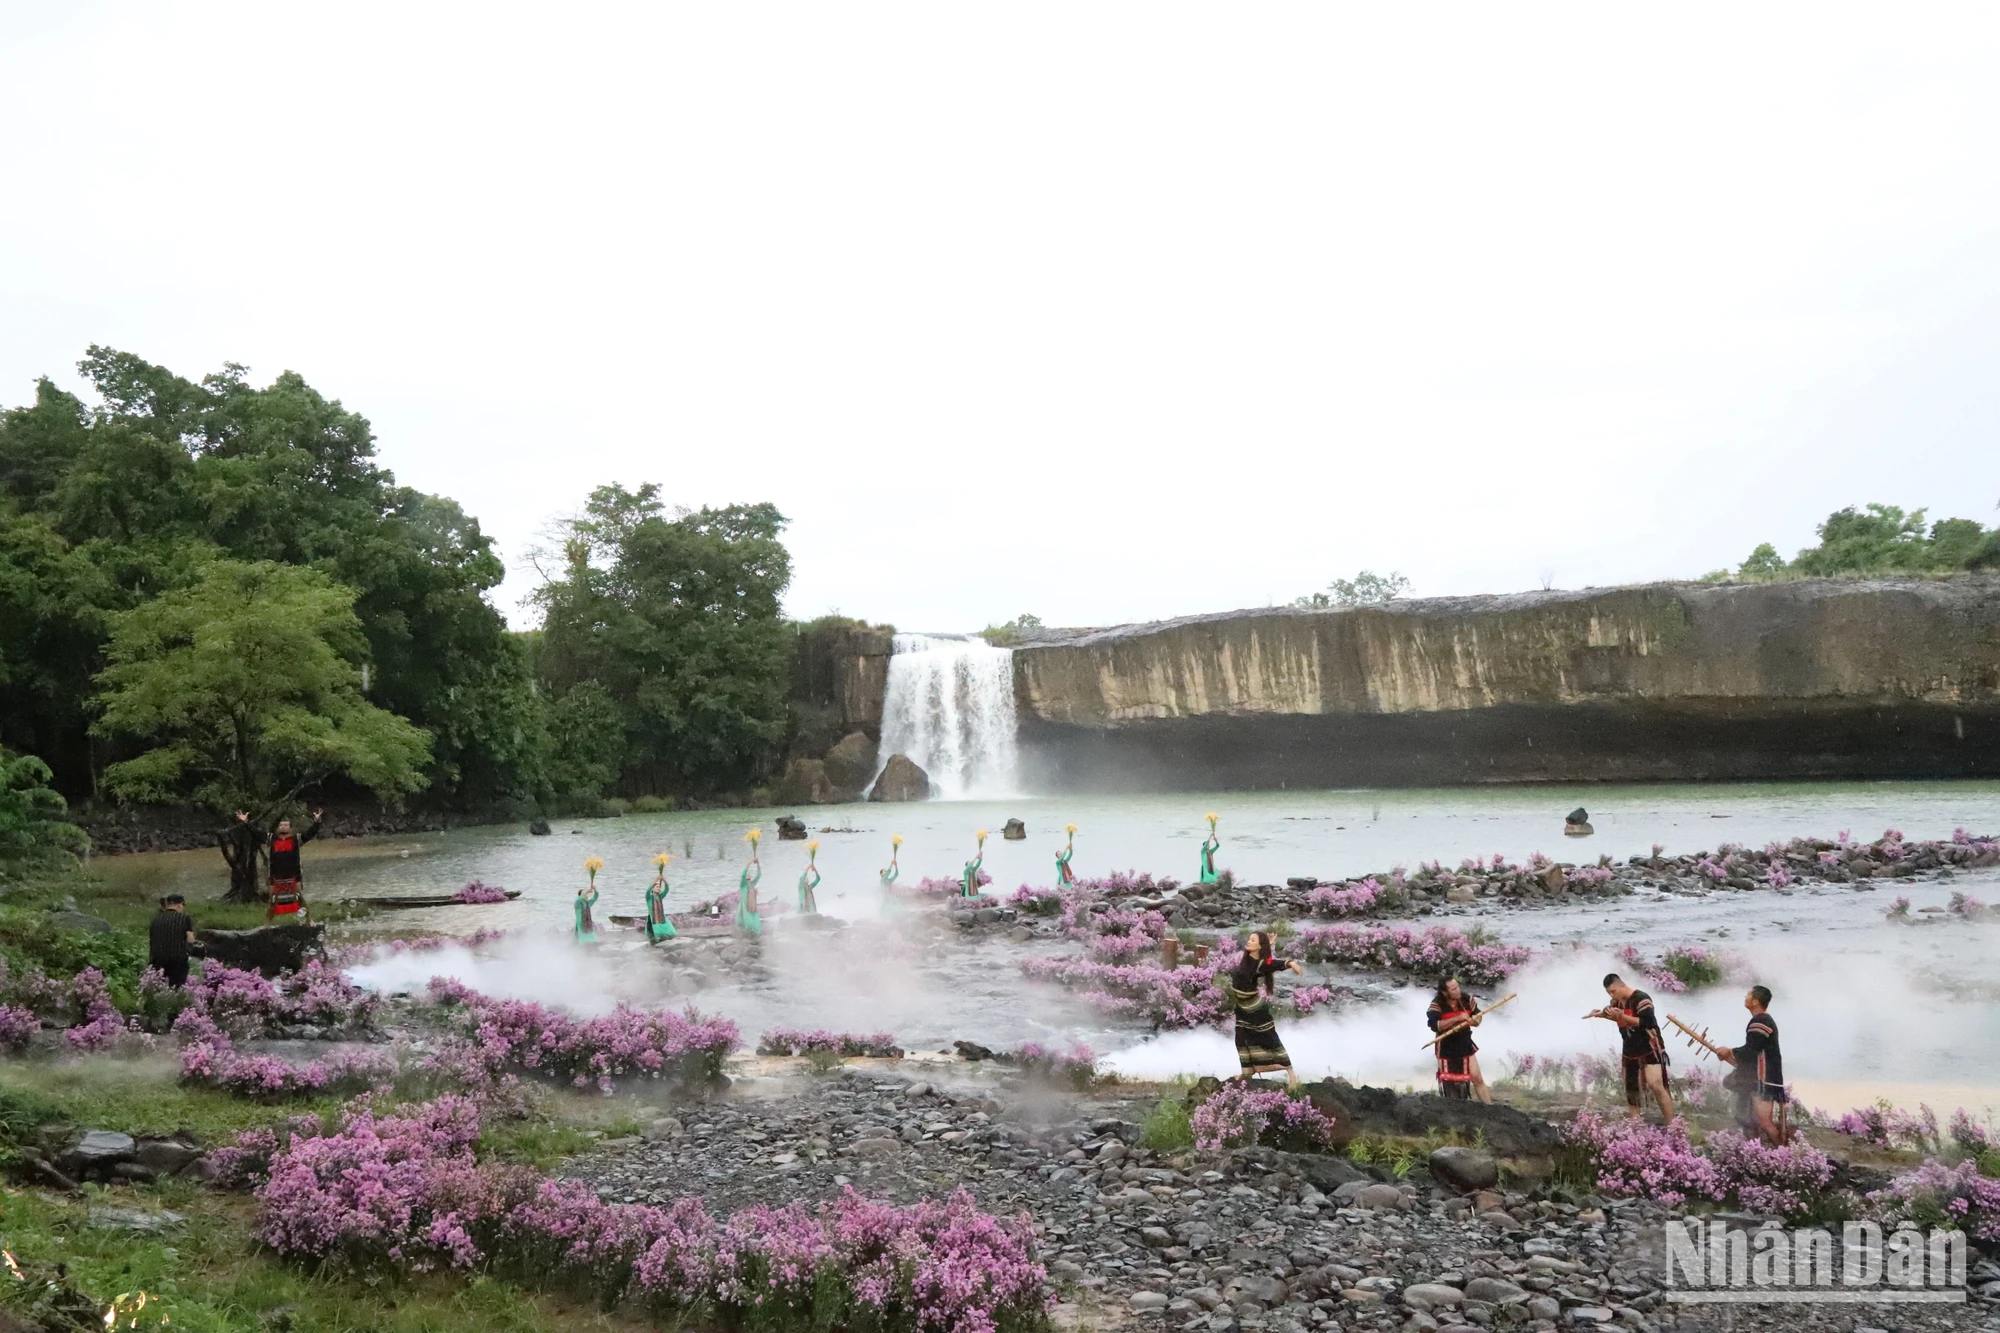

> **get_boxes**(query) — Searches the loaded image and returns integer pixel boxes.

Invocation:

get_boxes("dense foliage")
[532,483,793,797]
[1707,502,2000,582]
[0,349,538,809]
[0,350,801,817]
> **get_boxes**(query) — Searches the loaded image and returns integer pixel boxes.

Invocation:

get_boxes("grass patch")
[1343,1127,1482,1179]
[1136,1096,1193,1153]
[0,1183,648,1333]
[0,1055,348,1148]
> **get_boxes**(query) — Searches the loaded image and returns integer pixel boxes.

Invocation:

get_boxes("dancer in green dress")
[736,829,763,936]
[1055,823,1078,889]
[798,840,821,914]
[1199,812,1222,885]
[575,856,603,943]
[961,829,988,897]
[879,834,903,915]
[646,852,676,941]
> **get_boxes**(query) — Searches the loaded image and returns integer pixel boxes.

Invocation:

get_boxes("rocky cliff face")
[1011,578,2000,789]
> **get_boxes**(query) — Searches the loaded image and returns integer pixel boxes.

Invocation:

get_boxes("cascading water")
[874,634,1020,799]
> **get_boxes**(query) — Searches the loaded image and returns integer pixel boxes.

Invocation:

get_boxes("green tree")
[1728,503,1999,581]
[1293,569,1411,608]
[545,679,625,805]
[0,350,537,807]
[1737,543,1787,579]
[92,561,432,818]
[533,484,792,795]
[978,613,1044,646]
[0,748,87,865]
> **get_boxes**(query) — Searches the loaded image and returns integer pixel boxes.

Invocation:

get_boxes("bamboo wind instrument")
[1665,1013,1729,1061]
[1420,992,1517,1049]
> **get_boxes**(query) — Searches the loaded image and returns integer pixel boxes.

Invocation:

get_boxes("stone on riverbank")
[868,754,930,802]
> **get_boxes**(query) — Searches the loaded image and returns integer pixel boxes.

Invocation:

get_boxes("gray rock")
[1130,1291,1169,1311]
[821,731,880,793]
[868,754,931,803]
[1186,1287,1224,1310]
[1563,1308,1616,1325]
[133,1140,200,1175]
[1238,1275,1287,1306]
[69,1130,136,1163]
[1461,1277,1527,1305]
[848,1136,902,1158]
[88,1206,183,1233]
[1400,1283,1465,1310]
[47,909,113,934]
[644,1117,684,1141]
[1141,1226,1174,1248]
[1427,1146,1498,1193]
[1352,1183,1403,1210]
[1527,1296,1561,1321]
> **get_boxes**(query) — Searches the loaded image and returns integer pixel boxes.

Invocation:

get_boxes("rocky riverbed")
[559,1057,2000,1333]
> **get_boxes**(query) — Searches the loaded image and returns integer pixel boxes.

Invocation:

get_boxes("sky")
[3,4,1998,633]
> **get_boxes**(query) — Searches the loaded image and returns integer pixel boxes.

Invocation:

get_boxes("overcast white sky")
[4,5,1998,632]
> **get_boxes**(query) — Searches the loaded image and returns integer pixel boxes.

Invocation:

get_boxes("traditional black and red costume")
[1427,991,1481,1099]
[265,817,321,920]
[1614,988,1669,1106]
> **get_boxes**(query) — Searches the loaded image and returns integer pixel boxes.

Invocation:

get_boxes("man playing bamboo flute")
[1589,973,1675,1123]
[1717,985,1788,1145]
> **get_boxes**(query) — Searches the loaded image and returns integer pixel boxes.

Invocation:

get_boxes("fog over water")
[103,780,2000,1111]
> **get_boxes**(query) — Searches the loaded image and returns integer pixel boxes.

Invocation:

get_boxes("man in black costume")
[1718,984,1788,1145]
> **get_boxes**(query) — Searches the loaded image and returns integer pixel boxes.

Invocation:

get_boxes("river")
[95,779,2000,1117]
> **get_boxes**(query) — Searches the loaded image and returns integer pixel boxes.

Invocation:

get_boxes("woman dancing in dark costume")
[1227,931,1302,1086]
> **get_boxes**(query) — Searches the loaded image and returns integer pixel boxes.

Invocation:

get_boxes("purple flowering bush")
[425,980,738,1094]
[1019,955,1229,1030]
[1834,1100,1940,1152]
[1611,943,1729,994]
[182,961,379,1036]
[177,1010,400,1100]
[1009,1041,1099,1089]
[0,1002,39,1050]
[1870,1157,2000,1242]
[1191,1083,1335,1152]
[916,871,992,895]
[1563,1112,1723,1207]
[757,1028,904,1059]
[453,881,510,905]
[247,1092,1049,1330]
[1292,923,1530,986]
[1702,1129,1837,1218]
[1071,870,1178,896]
[1306,878,1395,918]
[1288,985,1337,1016]
[1004,885,1063,915]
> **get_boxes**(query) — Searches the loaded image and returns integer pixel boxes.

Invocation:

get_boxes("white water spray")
[875,633,1020,799]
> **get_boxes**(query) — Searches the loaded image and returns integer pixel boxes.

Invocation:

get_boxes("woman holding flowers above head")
[645,854,676,942]
[736,829,763,936]
[1055,824,1078,889]
[1200,813,1222,885]
[1227,931,1301,1086]
[798,840,821,914]
[575,858,603,944]
[962,829,988,898]
[879,834,902,915]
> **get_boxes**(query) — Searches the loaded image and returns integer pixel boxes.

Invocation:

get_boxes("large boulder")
[1299,1079,1562,1158]
[868,754,931,802]
[773,758,839,805]
[821,731,879,794]
[197,923,324,976]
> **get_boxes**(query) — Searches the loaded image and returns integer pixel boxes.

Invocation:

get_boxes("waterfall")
[874,634,1020,799]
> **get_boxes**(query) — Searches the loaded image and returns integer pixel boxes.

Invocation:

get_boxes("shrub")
[426,982,738,1094]
[1010,1041,1099,1089]
[630,795,676,814]
[1293,923,1530,985]
[249,1093,1051,1331]
[1562,1111,1724,1207]
[453,881,510,904]
[1137,1096,1193,1152]
[757,1028,903,1059]
[1870,1158,2000,1242]
[1190,1083,1335,1152]
[1703,1129,1838,1220]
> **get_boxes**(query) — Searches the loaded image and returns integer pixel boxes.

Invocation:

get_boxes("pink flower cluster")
[426,979,738,1094]
[1702,1129,1837,1218]
[1288,985,1337,1016]
[1009,1041,1098,1087]
[180,961,380,1036]
[1293,923,1530,985]
[1190,1083,1335,1152]
[915,870,992,895]
[249,1093,1049,1331]
[1019,955,1229,1030]
[1948,890,1990,918]
[62,967,128,1050]
[454,881,510,904]
[1004,885,1063,915]
[1307,878,1382,917]
[1563,1112,1723,1207]
[0,1003,39,1049]
[1565,1113,1837,1218]
[176,1010,399,1100]
[1834,1101,1940,1151]
[757,1028,904,1059]
[1070,869,1179,896]
[1870,1157,2000,1242]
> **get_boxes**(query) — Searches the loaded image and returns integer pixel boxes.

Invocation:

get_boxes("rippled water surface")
[97,780,2000,1110]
